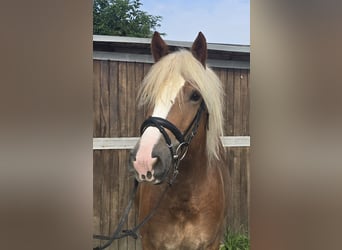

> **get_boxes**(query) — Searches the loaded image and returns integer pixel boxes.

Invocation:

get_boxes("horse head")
[129,32,210,184]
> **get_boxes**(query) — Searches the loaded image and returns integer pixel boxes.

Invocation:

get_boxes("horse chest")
[139,183,225,249]
[147,215,212,250]
[138,164,226,249]
[149,200,213,248]
[169,195,199,221]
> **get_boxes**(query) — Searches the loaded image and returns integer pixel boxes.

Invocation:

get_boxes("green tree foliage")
[93,0,163,37]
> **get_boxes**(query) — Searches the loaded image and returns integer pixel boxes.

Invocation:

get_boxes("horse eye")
[190,91,201,102]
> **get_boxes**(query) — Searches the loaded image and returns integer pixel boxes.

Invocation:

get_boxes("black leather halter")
[140,101,206,160]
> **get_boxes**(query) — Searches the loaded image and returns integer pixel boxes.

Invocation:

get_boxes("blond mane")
[138,50,224,163]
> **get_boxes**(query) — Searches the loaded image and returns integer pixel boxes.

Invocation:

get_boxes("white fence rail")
[93,136,250,150]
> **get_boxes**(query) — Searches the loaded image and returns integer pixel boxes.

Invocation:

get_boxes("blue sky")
[140,0,250,45]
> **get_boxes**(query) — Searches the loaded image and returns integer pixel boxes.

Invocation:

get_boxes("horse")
[129,32,230,250]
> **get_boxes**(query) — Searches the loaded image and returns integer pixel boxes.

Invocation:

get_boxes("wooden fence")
[93,36,250,250]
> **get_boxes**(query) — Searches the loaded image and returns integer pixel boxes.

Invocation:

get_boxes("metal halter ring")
[174,142,189,161]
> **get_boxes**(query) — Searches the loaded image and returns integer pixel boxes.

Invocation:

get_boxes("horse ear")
[191,32,207,67]
[151,32,169,62]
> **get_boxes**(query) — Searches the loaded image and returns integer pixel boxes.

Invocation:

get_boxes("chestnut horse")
[129,32,230,250]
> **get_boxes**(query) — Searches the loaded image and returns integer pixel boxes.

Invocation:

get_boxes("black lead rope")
[93,101,206,250]
[93,180,139,250]
[93,180,172,250]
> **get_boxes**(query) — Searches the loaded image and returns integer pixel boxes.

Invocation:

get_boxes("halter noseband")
[140,101,206,161]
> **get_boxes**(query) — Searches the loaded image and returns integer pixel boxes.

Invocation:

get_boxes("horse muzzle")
[129,138,173,184]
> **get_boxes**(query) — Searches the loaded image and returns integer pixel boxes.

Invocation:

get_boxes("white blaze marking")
[134,99,173,176]
[133,78,185,180]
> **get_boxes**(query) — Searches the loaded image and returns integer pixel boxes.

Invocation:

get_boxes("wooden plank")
[233,70,242,136]
[135,63,145,136]
[118,62,130,249]
[92,136,250,149]
[93,150,102,249]
[143,63,151,78]
[117,150,129,249]
[102,150,112,246]
[109,61,120,137]
[246,71,250,134]
[226,148,235,228]
[118,62,128,137]
[127,62,136,136]
[125,63,138,249]
[213,68,228,134]
[99,151,107,249]
[100,60,110,137]
[246,147,250,231]
[232,147,242,230]
[239,69,249,231]
[240,69,249,135]
[110,150,120,250]
[227,69,235,136]
[97,61,112,248]
[142,63,152,118]
[108,61,120,250]
[222,69,229,135]
[93,60,101,137]
[239,148,248,230]
[127,154,137,250]
[93,60,110,249]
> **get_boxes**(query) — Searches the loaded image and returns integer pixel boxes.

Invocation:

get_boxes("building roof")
[93,35,250,69]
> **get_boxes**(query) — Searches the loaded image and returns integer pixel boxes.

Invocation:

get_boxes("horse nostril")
[146,171,152,179]
[141,175,146,180]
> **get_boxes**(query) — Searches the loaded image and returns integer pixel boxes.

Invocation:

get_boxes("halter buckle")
[174,142,189,161]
